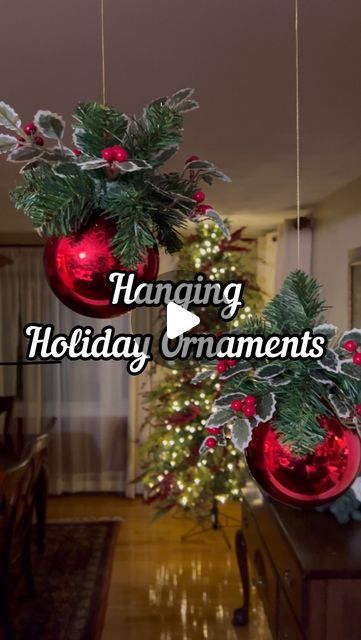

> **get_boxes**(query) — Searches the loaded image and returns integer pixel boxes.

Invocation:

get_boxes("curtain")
[0,247,130,494]
[275,219,312,290]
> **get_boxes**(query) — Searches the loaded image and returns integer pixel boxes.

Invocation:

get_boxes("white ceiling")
[1,0,361,235]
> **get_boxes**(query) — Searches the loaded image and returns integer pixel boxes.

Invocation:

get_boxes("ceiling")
[1,0,361,235]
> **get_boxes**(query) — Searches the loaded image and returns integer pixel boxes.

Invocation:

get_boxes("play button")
[166,302,200,339]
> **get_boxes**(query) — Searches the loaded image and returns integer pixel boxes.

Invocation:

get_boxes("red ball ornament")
[216,361,228,374]
[23,122,37,136]
[205,436,218,449]
[43,215,159,318]
[353,352,361,365]
[113,146,128,163]
[193,190,205,203]
[101,147,115,163]
[231,399,243,412]
[245,416,361,507]
[343,339,358,353]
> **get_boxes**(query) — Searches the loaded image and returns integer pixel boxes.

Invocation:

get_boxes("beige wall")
[311,176,361,330]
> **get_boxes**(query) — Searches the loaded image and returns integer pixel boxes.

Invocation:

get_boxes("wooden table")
[0,417,55,638]
[233,480,361,640]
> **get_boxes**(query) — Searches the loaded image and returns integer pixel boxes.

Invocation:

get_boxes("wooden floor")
[48,496,272,640]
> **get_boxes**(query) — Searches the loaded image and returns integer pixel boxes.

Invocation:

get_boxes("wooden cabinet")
[233,481,361,640]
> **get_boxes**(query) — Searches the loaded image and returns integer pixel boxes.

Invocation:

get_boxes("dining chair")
[0,397,15,436]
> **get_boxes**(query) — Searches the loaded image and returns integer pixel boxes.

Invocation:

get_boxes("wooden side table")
[233,480,361,640]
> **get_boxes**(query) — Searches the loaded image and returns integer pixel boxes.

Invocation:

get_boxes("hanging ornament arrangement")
[195,270,361,507]
[0,90,230,317]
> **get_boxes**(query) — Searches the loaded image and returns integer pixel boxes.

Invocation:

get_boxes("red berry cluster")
[101,145,128,164]
[185,155,213,216]
[230,395,257,418]
[216,359,237,374]
[17,122,44,147]
[343,339,361,365]
[204,436,218,449]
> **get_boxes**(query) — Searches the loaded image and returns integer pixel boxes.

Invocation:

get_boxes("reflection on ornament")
[44,215,159,318]
[245,416,361,507]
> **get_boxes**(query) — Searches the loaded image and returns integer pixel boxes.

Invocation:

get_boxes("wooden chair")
[0,398,15,436]
[0,458,36,639]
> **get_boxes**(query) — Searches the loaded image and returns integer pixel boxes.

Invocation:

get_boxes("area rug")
[13,520,120,640]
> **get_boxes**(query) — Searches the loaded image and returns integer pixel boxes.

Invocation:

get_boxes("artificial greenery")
[0,90,230,267]
[140,221,264,517]
[196,270,361,455]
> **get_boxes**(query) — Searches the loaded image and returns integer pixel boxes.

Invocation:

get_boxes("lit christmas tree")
[141,221,264,518]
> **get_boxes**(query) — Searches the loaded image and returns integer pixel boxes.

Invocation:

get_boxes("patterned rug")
[13,520,120,640]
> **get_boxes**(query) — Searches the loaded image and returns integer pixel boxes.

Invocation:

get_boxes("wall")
[257,230,278,301]
[311,176,361,329]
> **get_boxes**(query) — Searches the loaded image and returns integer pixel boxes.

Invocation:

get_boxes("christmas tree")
[141,221,264,518]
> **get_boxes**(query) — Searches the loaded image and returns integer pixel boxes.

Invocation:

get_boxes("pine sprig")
[2,89,230,266]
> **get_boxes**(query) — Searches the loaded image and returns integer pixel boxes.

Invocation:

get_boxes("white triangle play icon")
[166,302,200,339]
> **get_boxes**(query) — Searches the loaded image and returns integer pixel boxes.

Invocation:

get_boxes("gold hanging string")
[295,0,301,269]
[101,0,106,105]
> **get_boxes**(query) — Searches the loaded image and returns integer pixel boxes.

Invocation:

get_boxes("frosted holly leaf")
[72,127,85,149]
[215,392,246,407]
[205,408,234,428]
[41,147,73,163]
[115,159,151,172]
[319,348,340,373]
[341,361,361,381]
[7,146,44,162]
[191,369,213,384]
[255,363,285,379]
[255,392,276,423]
[0,134,18,154]
[167,88,195,108]
[340,329,361,347]
[0,102,21,132]
[185,159,216,170]
[268,376,291,387]
[203,210,231,239]
[208,169,231,182]
[220,361,253,380]
[79,158,108,170]
[310,369,334,385]
[151,145,179,165]
[328,392,352,420]
[34,110,65,140]
[231,418,252,452]
[314,323,337,340]
[175,99,199,113]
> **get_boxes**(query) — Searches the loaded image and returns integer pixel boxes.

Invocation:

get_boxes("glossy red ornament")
[43,215,159,318]
[245,416,361,507]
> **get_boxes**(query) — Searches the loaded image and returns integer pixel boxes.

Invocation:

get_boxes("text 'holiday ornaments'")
[0,89,230,318]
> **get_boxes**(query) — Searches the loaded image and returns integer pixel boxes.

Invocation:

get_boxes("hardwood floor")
[48,495,272,640]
